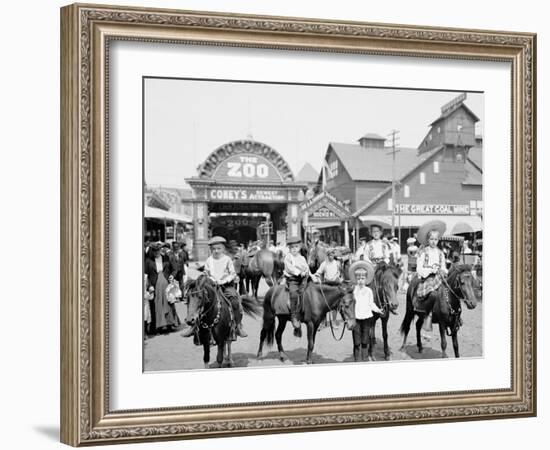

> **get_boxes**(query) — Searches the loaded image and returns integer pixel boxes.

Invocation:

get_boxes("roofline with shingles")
[352,145,445,218]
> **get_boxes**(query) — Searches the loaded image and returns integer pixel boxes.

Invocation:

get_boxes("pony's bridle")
[187,287,221,329]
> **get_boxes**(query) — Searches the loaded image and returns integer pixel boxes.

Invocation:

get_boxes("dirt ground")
[144,274,483,371]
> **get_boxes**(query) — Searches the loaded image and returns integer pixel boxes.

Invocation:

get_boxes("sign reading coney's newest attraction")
[208,188,287,202]
[212,154,283,183]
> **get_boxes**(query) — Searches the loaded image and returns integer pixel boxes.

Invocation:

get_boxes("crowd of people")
[143,239,189,338]
[143,222,482,355]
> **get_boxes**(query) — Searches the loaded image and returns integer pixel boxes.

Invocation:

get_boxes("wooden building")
[317,94,483,250]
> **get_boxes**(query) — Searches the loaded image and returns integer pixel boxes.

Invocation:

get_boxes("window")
[404,184,410,198]
[420,172,426,184]
[428,133,433,141]
[433,161,440,173]
[329,160,339,178]
[387,198,393,211]
[456,152,464,162]
[437,126,441,133]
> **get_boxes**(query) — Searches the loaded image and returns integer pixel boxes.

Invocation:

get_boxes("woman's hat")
[417,220,447,246]
[287,236,302,245]
[348,260,375,284]
[208,236,227,246]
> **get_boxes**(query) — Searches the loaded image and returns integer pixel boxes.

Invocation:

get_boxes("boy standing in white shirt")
[348,260,381,362]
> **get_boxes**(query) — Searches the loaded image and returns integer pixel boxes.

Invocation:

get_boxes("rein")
[317,281,346,341]
[439,275,463,336]
[372,273,389,318]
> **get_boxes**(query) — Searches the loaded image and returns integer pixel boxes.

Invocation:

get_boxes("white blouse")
[353,285,381,319]
[283,252,309,277]
[154,256,163,274]
[204,254,236,284]
[417,246,447,279]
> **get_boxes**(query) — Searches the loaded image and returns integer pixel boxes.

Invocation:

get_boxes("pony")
[256,281,355,364]
[184,275,261,368]
[244,249,284,298]
[371,262,402,360]
[307,242,328,273]
[399,264,478,358]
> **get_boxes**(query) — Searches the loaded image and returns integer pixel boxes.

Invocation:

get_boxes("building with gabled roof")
[312,93,483,250]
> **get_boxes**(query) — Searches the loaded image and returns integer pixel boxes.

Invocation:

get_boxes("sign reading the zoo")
[212,153,283,183]
[208,187,287,202]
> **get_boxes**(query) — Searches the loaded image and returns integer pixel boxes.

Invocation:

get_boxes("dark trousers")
[288,277,305,319]
[352,317,376,361]
[219,284,242,325]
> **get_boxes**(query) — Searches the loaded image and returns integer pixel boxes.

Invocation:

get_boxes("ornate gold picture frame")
[60,3,536,446]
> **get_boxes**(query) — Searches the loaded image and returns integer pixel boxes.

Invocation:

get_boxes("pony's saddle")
[271,284,306,316]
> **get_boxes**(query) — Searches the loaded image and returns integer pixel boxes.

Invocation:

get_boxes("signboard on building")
[441,92,467,115]
[212,154,283,183]
[208,188,287,203]
[311,206,339,219]
[395,204,470,215]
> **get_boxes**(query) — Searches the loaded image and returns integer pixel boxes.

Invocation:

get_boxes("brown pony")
[244,249,284,298]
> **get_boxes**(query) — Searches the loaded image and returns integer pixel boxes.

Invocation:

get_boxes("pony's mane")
[447,264,473,287]
[185,274,216,295]
[376,261,402,281]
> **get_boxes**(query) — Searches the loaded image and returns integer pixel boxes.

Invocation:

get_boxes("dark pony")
[399,264,478,358]
[371,262,401,360]
[256,281,356,364]
[184,275,261,368]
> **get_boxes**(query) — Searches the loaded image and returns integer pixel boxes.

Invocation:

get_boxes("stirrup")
[236,324,247,338]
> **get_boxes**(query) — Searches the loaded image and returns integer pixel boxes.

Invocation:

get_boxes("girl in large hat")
[348,260,382,361]
[284,236,311,334]
[413,220,448,311]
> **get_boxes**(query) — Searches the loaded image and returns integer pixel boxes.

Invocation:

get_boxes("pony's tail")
[399,288,415,335]
[262,288,276,347]
[240,295,262,318]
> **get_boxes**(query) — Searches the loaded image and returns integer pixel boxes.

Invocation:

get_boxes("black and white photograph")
[143,78,484,371]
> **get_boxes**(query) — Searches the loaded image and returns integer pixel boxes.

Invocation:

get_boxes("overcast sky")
[144,78,483,187]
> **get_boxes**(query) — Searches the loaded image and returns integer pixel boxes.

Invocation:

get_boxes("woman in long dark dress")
[144,243,180,334]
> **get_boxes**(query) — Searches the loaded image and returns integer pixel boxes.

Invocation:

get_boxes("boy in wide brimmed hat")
[180,236,247,339]
[348,260,382,361]
[284,236,311,334]
[410,220,448,314]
